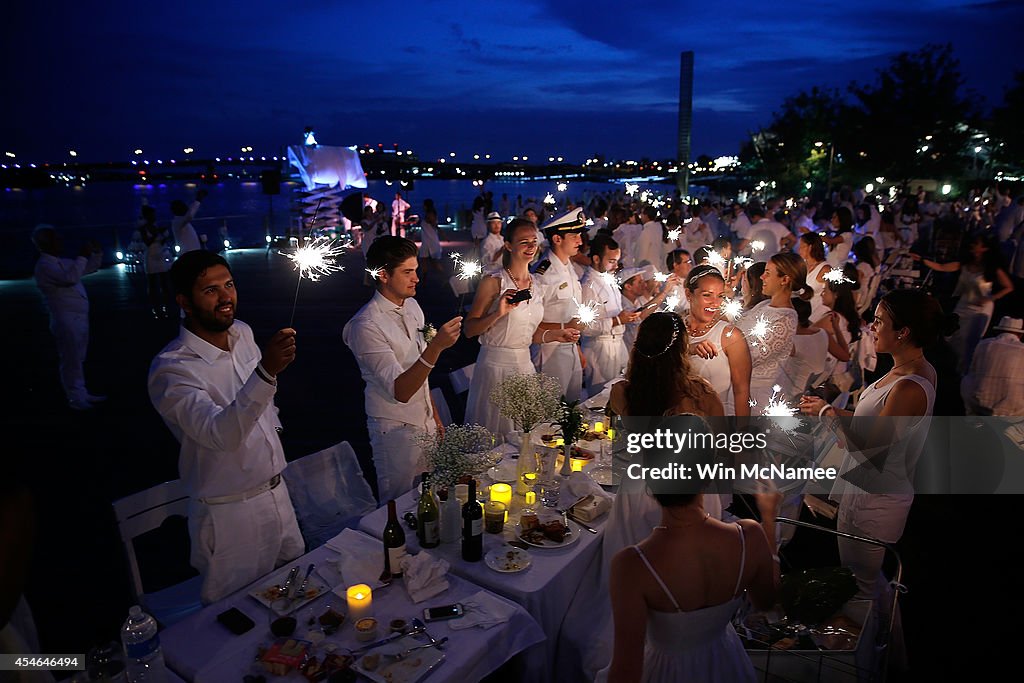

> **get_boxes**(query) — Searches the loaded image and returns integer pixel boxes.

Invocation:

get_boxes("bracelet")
[255,363,277,386]
[818,404,834,418]
[417,356,435,370]
[560,322,565,329]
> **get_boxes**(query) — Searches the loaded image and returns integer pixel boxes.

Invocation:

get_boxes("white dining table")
[359,482,610,683]
[160,528,544,682]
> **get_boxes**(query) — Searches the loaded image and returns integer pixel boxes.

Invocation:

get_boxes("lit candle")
[346,584,373,623]
[525,491,537,505]
[607,428,615,441]
[489,483,512,506]
[570,454,591,472]
[593,421,605,433]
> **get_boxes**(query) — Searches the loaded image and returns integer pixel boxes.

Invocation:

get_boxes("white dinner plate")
[352,634,446,683]
[514,517,581,548]
[485,546,533,573]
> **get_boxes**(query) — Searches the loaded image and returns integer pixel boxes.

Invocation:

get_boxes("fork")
[382,637,449,663]
[292,563,316,600]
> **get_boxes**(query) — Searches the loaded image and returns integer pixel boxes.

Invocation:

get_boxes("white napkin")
[567,471,613,501]
[449,590,518,630]
[324,528,386,589]
[399,551,450,603]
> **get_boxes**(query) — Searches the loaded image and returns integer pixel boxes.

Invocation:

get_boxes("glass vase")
[515,429,539,496]
[558,439,576,478]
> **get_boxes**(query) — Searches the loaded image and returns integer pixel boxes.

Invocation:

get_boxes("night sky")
[4,0,1022,163]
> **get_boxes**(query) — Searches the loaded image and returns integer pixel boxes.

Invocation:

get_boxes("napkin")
[324,528,386,589]
[567,471,613,501]
[449,590,517,630]
[399,551,450,603]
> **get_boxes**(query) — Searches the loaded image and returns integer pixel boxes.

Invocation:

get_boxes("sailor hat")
[540,208,587,236]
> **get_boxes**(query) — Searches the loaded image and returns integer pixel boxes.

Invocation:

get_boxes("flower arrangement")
[418,424,498,490]
[490,372,564,433]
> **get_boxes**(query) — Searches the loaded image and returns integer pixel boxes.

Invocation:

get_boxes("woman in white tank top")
[800,289,946,604]
[683,265,751,416]
[798,232,832,321]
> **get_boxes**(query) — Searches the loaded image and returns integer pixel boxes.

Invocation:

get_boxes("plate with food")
[352,634,446,683]
[485,547,533,573]
[514,514,580,548]
[250,568,329,613]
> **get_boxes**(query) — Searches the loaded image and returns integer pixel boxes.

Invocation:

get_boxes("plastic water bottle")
[120,606,169,683]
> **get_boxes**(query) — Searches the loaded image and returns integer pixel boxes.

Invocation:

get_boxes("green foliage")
[990,70,1024,170]
[555,398,588,446]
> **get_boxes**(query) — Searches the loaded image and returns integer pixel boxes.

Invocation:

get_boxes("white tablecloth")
[160,529,544,682]
[359,485,608,682]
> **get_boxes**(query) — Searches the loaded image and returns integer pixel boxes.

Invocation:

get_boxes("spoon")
[292,563,316,600]
[276,565,300,598]
[410,618,445,650]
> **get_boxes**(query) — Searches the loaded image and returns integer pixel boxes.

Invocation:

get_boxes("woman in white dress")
[416,198,443,278]
[463,218,577,434]
[811,264,862,385]
[800,289,949,605]
[798,232,832,321]
[736,252,809,407]
[683,265,751,416]
[823,206,855,268]
[781,298,829,398]
[852,236,880,315]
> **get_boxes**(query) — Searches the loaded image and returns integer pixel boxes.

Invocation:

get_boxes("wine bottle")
[383,499,406,578]
[461,479,483,562]
[417,472,440,548]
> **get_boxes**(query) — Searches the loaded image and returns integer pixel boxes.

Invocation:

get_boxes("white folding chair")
[431,387,453,427]
[448,363,475,395]
[113,480,202,627]
[282,441,378,550]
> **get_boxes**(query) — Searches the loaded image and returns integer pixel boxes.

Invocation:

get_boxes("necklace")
[888,353,925,375]
[505,268,528,289]
[685,315,715,338]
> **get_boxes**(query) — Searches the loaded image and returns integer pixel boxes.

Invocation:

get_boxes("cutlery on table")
[411,618,445,650]
[352,626,426,656]
[382,637,449,663]
[277,565,300,597]
[292,563,316,600]
[566,513,598,534]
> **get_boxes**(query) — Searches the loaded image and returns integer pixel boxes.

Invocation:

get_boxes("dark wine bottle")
[383,499,406,578]
[417,472,440,548]
[461,479,483,561]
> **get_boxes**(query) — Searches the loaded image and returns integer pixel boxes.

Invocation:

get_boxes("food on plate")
[499,550,524,571]
[302,653,354,682]
[519,510,539,531]
[540,520,567,542]
[257,638,310,676]
[360,653,380,671]
[541,433,557,444]
[582,430,608,441]
[317,608,345,635]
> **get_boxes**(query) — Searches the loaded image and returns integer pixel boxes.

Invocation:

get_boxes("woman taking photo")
[737,253,809,407]
[463,218,578,433]
[683,265,751,416]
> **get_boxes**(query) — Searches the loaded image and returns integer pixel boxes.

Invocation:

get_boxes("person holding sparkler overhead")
[148,251,303,604]
[531,209,588,402]
[343,237,463,503]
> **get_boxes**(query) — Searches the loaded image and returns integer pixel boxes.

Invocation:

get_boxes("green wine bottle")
[417,472,440,548]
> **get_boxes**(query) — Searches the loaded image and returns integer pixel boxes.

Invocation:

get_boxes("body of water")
[0,177,621,277]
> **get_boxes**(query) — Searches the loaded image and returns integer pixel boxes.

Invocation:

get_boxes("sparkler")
[543,193,556,205]
[762,385,804,434]
[457,259,482,280]
[640,190,651,203]
[284,198,348,327]
[733,256,753,270]
[823,269,855,285]
[625,183,639,196]
[751,240,766,253]
[556,182,568,192]
[664,294,681,311]
[365,267,383,280]
[653,271,670,283]
[749,314,772,349]
[598,271,619,287]
[651,197,665,208]
[572,298,600,327]
[720,298,743,323]
[705,248,726,271]
[666,228,682,242]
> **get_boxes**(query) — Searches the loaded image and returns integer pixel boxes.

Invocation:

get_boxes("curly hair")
[624,312,715,416]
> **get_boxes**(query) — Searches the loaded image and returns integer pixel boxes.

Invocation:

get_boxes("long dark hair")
[853,236,879,268]
[825,265,862,342]
[625,313,715,416]
[960,233,1007,283]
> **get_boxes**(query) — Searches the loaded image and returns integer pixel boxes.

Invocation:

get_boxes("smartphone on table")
[423,603,464,622]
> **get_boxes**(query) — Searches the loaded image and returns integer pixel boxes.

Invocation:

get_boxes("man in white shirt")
[32,225,105,410]
[634,205,664,268]
[580,237,638,395]
[481,212,505,274]
[532,209,587,401]
[170,189,208,254]
[747,207,795,263]
[731,202,754,254]
[343,237,462,502]
[391,192,411,238]
[961,317,1024,416]
[148,250,304,604]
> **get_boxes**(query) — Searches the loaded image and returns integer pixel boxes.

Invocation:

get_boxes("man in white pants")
[32,225,105,410]
[532,209,587,401]
[344,237,462,503]
[148,250,304,604]
[580,236,638,395]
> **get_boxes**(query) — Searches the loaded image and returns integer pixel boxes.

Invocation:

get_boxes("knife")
[567,513,598,534]
[277,565,300,598]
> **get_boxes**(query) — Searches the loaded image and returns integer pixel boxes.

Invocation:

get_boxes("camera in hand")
[507,289,532,305]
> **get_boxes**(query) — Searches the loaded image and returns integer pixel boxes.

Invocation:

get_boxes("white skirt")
[465,345,535,435]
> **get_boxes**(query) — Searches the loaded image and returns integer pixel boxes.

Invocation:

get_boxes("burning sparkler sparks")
[720,298,743,322]
[625,183,639,196]
[365,267,383,280]
[666,228,682,241]
[653,271,670,283]
[705,249,726,271]
[543,193,556,205]
[751,240,766,253]
[556,182,568,192]
[762,385,804,433]
[286,237,346,282]
[572,298,601,327]
[457,259,482,280]
[733,256,753,270]
[823,269,855,285]
[749,314,772,348]
[598,271,619,287]
[664,294,681,311]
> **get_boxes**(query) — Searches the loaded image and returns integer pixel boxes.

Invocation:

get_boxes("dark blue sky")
[4,0,1022,163]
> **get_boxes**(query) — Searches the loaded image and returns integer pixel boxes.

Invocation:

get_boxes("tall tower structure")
[677,51,694,197]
